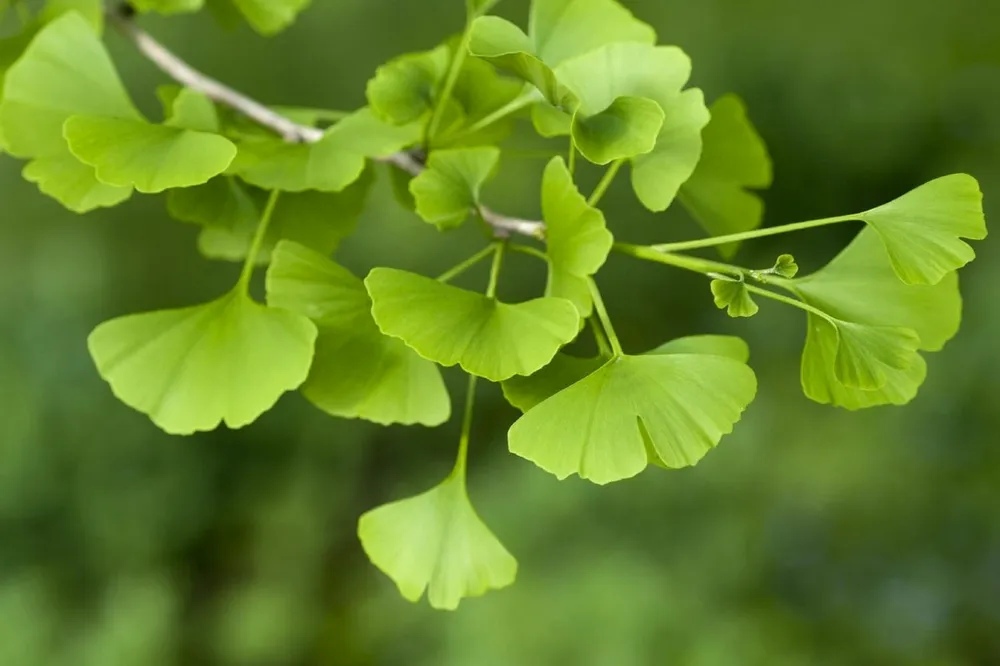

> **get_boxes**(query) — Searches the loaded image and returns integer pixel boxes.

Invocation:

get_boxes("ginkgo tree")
[0,0,987,610]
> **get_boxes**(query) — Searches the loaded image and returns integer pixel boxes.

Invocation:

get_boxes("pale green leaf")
[508,352,757,484]
[40,0,104,31]
[167,176,258,228]
[130,0,204,15]
[64,116,236,193]
[165,88,220,132]
[359,472,516,610]
[22,152,132,213]
[679,94,772,257]
[541,157,613,315]
[435,59,526,148]
[710,279,759,318]
[366,268,580,382]
[233,108,420,192]
[468,17,566,106]
[770,254,799,279]
[367,45,451,125]
[530,102,571,137]
[570,96,663,164]
[502,334,751,413]
[858,174,987,285]
[88,289,317,435]
[266,241,450,426]
[831,320,920,390]
[231,0,310,34]
[410,147,500,229]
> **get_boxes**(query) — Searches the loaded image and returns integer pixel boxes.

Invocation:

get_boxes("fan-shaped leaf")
[541,157,613,315]
[266,242,450,426]
[358,472,517,610]
[164,88,220,132]
[367,45,451,125]
[710,279,759,318]
[570,96,663,164]
[64,116,236,193]
[508,352,757,484]
[858,174,986,285]
[410,147,500,229]
[366,268,580,382]
[88,290,317,435]
[679,94,772,257]
[230,0,310,34]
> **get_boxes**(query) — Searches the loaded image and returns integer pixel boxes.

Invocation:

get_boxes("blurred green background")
[1,0,998,664]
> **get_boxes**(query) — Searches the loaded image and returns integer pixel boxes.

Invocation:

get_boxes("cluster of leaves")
[0,0,986,609]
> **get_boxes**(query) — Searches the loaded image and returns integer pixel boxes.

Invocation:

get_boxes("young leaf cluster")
[0,0,986,610]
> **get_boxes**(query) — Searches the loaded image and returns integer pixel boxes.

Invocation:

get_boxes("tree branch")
[108,7,545,239]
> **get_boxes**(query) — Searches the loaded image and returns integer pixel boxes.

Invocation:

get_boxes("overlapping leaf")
[789,228,962,408]
[192,0,310,34]
[359,471,516,610]
[554,43,710,207]
[365,268,580,382]
[367,45,451,125]
[540,157,613,315]
[710,278,759,318]
[88,289,317,435]
[507,348,757,484]
[410,147,500,229]
[232,108,420,192]
[679,94,773,257]
[266,241,450,426]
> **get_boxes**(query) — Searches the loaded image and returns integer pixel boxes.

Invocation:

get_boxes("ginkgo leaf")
[130,0,204,15]
[266,241,450,426]
[233,108,420,192]
[468,0,654,106]
[790,227,961,408]
[541,157,613,316]
[0,13,140,210]
[358,471,517,610]
[164,88,220,133]
[367,45,451,125]
[40,0,104,32]
[679,94,773,257]
[508,352,757,484]
[88,289,317,435]
[502,334,751,413]
[167,176,258,228]
[366,268,580,382]
[554,43,709,208]
[410,147,500,230]
[856,174,986,285]
[435,59,526,148]
[710,279,759,318]
[570,96,664,165]
[64,116,236,193]
[830,320,920,390]
[230,0,310,34]
[769,254,799,279]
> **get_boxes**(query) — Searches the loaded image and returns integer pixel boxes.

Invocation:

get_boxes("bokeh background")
[1,0,999,664]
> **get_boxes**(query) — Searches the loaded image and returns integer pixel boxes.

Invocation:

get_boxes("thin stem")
[239,190,281,290]
[614,243,743,278]
[486,242,505,298]
[568,139,577,176]
[508,243,549,263]
[453,373,479,477]
[437,244,497,283]
[589,316,613,358]
[744,284,831,320]
[587,278,623,356]
[588,160,624,207]
[448,86,539,142]
[427,23,473,142]
[652,214,859,253]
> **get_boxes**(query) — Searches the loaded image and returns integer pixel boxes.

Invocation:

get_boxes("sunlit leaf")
[359,471,516,610]
[230,0,310,34]
[64,116,236,193]
[541,157,613,316]
[554,43,709,206]
[233,108,420,192]
[367,45,451,125]
[22,153,132,213]
[679,94,772,257]
[570,96,663,165]
[410,147,500,229]
[769,254,799,279]
[88,289,317,435]
[436,59,527,148]
[130,0,204,15]
[508,351,757,484]
[165,88,220,133]
[266,241,450,426]
[40,0,104,31]
[167,176,258,228]
[710,279,759,318]
[366,268,580,382]
[857,174,986,285]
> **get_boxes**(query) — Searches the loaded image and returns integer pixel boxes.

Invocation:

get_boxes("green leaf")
[468,0,655,105]
[358,472,517,610]
[40,0,104,31]
[367,45,451,125]
[366,268,580,382]
[502,335,751,412]
[541,157,613,316]
[435,59,526,148]
[507,352,757,484]
[64,116,236,193]
[554,43,709,207]
[410,147,500,230]
[570,96,663,165]
[0,13,140,210]
[167,176,257,228]
[230,0,310,34]
[678,94,773,258]
[232,108,420,192]
[857,174,987,285]
[266,241,450,426]
[530,102,571,137]
[165,88,220,132]
[791,227,961,408]
[828,320,920,390]
[129,0,204,15]
[710,279,759,318]
[88,289,317,435]
[769,254,799,279]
